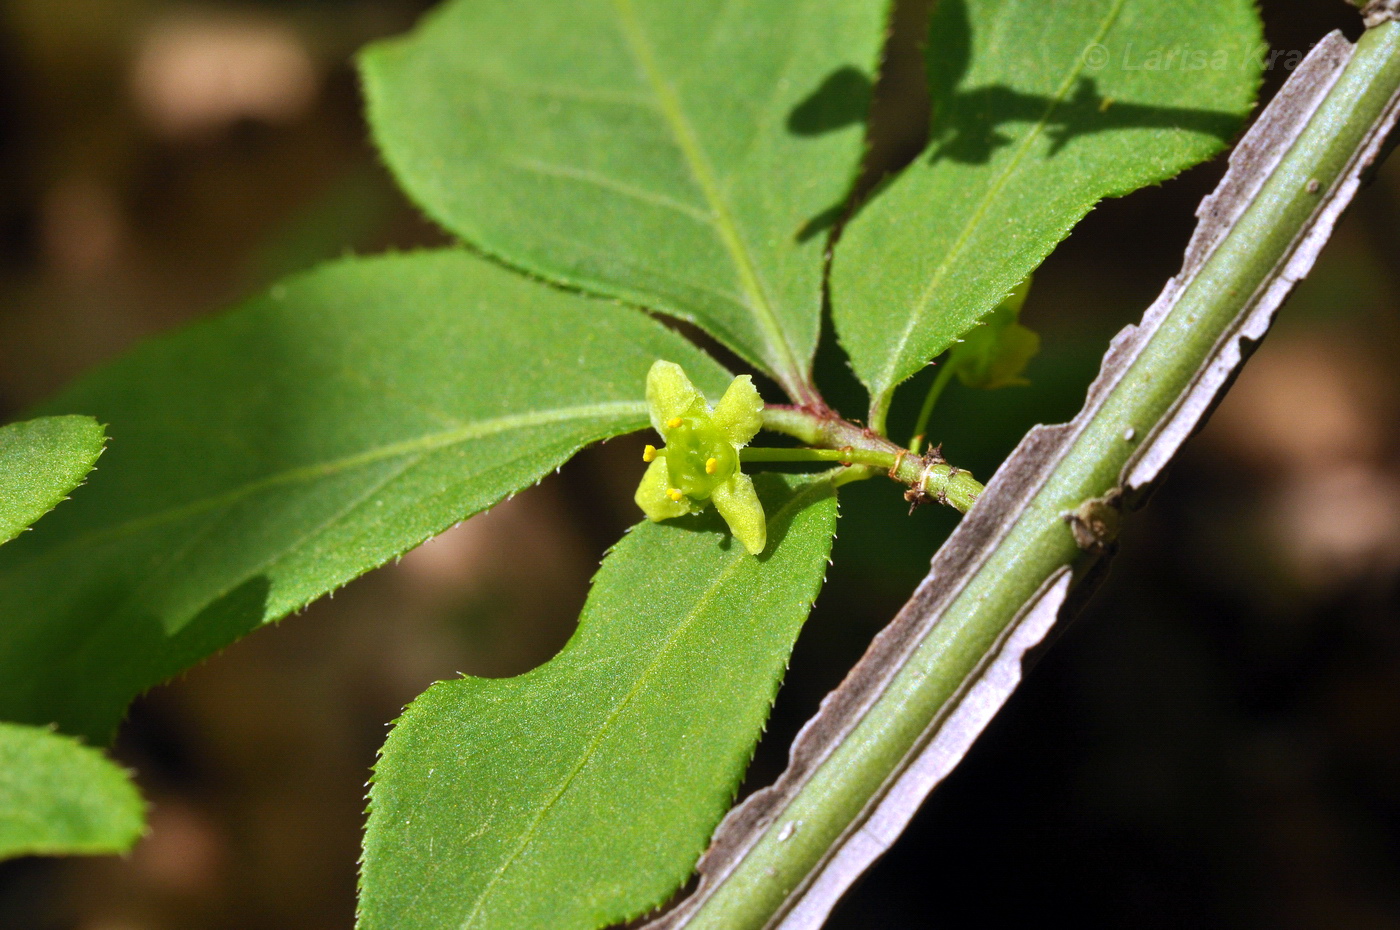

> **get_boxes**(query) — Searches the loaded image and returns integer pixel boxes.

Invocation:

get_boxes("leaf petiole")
[907,360,957,454]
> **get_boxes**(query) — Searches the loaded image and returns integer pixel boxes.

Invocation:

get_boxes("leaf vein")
[501,157,717,227]
[0,402,646,574]
[609,0,800,383]
[455,64,654,109]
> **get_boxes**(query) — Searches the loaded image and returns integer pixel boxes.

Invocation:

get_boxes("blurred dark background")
[1,1,1397,927]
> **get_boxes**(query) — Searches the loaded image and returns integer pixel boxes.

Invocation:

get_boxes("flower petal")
[711,375,764,445]
[646,360,706,434]
[635,455,694,521]
[711,472,766,555]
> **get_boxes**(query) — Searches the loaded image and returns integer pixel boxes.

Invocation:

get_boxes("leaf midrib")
[873,0,1129,396]
[609,0,803,386]
[455,479,831,930]
[0,401,646,573]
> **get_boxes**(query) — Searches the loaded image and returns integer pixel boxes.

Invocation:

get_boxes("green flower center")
[664,418,736,499]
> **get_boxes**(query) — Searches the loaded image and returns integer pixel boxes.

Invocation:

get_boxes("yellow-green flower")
[634,360,767,554]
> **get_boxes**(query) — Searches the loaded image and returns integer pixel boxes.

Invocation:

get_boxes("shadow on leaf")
[927,76,1243,166]
[787,66,874,136]
[792,0,1246,238]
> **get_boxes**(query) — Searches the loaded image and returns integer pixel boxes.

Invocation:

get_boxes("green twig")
[756,408,984,513]
[741,444,984,513]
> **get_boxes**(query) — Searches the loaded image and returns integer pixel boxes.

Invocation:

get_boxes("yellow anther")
[705,457,719,475]
[667,488,684,502]
[642,444,658,463]
[666,416,684,429]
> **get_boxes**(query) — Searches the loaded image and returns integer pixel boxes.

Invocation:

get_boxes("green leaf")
[948,277,1039,389]
[0,416,141,862]
[0,721,145,860]
[359,473,838,930]
[0,251,730,741]
[832,0,1263,408]
[0,416,106,545]
[360,0,889,398]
